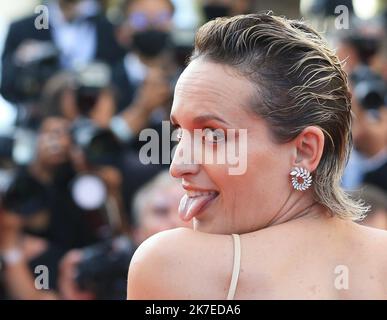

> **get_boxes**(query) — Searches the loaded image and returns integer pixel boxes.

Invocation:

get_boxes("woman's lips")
[178,191,219,221]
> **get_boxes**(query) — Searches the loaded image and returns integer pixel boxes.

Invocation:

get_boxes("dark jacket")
[1,13,125,103]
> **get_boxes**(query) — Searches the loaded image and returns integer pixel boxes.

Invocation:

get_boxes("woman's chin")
[193,220,230,234]
[193,213,225,234]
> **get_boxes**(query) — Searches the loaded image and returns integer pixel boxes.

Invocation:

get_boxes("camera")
[75,236,136,300]
[73,62,111,115]
[71,117,123,167]
[13,41,60,102]
[70,63,124,167]
[350,65,386,111]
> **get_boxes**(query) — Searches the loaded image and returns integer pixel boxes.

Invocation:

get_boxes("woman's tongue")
[178,193,217,221]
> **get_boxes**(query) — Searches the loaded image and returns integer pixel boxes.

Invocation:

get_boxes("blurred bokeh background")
[0,0,386,300]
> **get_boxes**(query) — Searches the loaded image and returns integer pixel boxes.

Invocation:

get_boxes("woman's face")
[170,59,296,234]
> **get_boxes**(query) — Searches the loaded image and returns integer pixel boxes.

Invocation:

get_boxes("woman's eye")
[203,128,225,144]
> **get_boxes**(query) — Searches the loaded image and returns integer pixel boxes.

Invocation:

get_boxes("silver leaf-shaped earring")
[290,167,312,191]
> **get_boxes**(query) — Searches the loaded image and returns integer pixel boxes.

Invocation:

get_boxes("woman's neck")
[266,190,327,228]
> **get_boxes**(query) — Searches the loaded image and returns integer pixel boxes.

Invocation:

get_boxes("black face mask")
[132,29,170,58]
[203,4,231,21]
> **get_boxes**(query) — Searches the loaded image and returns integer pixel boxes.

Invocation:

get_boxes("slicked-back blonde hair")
[190,13,368,220]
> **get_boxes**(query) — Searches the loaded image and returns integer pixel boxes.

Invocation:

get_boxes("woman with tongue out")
[127,13,387,300]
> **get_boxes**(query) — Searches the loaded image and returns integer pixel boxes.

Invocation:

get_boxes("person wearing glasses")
[112,0,176,113]
[110,0,179,223]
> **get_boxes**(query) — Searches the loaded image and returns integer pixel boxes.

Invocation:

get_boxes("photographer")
[342,83,387,191]
[0,116,102,299]
[335,30,387,192]
[112,0,177,112]
[0,207,58,300]
[39,61,152,228]
[57,170,190,300]
[110,0,180,221]
[0,0,125,104]
[342,67,387,191]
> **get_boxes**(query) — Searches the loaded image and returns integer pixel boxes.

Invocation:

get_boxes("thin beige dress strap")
[226,234,241,300]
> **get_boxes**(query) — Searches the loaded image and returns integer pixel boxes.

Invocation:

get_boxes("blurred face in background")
[135,183,190,243]
[121,0,174,58]
[349,86,387,157]
[58,0,85,21]
[127,0,173,31]
[36,117,72,167]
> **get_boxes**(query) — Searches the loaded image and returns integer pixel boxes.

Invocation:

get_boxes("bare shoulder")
[354,223,387,257]
[129,227,195,269]
[349,223,387,295]
[127,228,233,299]
[127,228,193,299]
[353,223,387,249]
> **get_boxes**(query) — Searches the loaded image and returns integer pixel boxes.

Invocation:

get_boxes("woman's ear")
[292,126,325,172]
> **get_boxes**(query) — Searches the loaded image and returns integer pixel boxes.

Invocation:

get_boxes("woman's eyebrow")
[192,114,230,126]
[170,113,230,126]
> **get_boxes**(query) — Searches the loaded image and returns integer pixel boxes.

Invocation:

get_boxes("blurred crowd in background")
[0,0,386,300]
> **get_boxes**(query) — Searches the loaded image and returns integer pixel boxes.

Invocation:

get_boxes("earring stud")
[290,167,312,191]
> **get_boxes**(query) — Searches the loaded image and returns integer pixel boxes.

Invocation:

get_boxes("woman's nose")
[170,160,200,178]
[169,136,200,178]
